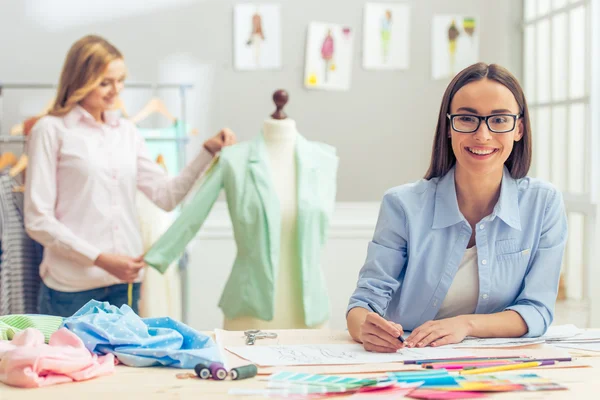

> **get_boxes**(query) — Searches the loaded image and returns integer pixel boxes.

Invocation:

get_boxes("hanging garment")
[144,133,338,327]
[62,300,220,368]
[137,191,182,320]
[0,328,115,388]
[0,315,63,342]
[0,174,43,315]
[137,120,189,176]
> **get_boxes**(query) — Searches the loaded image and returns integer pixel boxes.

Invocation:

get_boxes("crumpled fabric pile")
[0,327,115,388]
[62,300,221,368]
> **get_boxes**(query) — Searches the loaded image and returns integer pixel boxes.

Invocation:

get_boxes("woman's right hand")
[95,253,145,282]
[348,307,404,353]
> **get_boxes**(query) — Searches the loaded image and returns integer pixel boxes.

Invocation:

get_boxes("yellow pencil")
[459,361,544,375]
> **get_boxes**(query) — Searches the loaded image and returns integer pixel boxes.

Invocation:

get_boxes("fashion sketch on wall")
[304,22,354,91]
[432,15,479,79]
[363,3,410,70]
[234,3,282,70]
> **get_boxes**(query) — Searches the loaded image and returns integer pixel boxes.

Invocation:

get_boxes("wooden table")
[1,330,600,399]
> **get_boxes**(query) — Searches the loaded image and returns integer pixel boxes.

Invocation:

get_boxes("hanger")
[9,154,27,192]
[156,154,168,172]
[10,99,54,136]
[9,154,27,178]
[0,152,17,170]
[113,97,129,118]
[130,97,177,125]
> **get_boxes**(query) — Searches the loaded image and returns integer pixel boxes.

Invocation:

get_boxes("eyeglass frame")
[446,113,522,134]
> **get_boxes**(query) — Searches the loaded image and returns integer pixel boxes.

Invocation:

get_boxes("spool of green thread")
[230,364,258,380]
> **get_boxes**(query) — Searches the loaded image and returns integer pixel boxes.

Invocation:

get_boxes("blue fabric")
[347,166,568,338]
[62,300,221,368]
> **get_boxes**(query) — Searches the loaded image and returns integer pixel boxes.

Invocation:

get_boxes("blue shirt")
[347,167,568,338]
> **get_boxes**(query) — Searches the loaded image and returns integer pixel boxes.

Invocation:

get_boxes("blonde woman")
[24,35,236,317]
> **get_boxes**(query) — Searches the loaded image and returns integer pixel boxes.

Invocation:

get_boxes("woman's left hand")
[203,128,237,155]
[404,316,471,348]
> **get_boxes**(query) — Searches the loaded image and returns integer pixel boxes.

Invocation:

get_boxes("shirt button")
[481,259,487,265]
[433,300,438,307]
[479,224,485,230]
[482,294,489,299]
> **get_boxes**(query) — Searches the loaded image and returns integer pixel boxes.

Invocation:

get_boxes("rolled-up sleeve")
[505,189,568,337]
[24,121,101,266]
[347,190,409,316]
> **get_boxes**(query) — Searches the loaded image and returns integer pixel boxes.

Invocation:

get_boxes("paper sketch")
[305,22,354,91]
[234,3,282,70]
[226,344,473,366]
[363,3,410,70]
[452,324,585,348]
[432,15,479,79]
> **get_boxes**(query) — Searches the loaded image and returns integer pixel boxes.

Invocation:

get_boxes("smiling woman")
[23,35,237,317]
[346,62,567,353]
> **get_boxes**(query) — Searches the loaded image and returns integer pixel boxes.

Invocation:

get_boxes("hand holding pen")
[357,303,405,353]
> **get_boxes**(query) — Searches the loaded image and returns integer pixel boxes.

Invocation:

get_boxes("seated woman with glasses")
[346,62,568,352]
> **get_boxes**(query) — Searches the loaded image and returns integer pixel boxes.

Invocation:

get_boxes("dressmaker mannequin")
[223,90,318,330]
[146,89,337,330]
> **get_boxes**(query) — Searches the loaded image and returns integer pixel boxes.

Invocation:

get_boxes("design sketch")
[305,22,354,91]
[363,3,410,70]
[226,344,473,366]
[432,15,479,79]
[234,4,282,70]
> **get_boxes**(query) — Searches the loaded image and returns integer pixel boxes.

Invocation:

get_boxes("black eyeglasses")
[447,113,521,134]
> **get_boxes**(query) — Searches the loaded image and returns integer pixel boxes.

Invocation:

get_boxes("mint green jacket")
[144,133,338,327]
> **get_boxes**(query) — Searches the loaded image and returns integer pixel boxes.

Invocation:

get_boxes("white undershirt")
[435,246,479,320]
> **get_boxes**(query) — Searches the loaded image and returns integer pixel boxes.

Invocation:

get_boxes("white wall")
[0,0,523,201]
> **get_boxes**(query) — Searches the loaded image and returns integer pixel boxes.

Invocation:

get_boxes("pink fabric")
[0,328,115,388]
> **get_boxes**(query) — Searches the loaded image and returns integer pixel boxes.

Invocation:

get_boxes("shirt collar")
[64,105,121,128]
[432,166,521,231]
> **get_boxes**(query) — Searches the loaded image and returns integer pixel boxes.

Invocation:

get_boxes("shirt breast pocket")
[495,239,531,267]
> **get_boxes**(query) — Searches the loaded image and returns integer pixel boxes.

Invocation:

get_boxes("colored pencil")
[405,356,525,365]
[426,361,516,370]
[459,360,556,375]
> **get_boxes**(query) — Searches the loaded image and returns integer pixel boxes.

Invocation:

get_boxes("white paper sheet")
[225,344,473,366]
[554,342,600,352]
[450,338,545,348]
[451,325,585,348]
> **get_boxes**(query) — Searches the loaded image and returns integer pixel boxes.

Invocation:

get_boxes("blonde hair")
[50,35,123,116]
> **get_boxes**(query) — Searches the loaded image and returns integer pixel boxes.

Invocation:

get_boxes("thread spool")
[194,363,211,380]
[230,364,258,380]
[209,362,228,380]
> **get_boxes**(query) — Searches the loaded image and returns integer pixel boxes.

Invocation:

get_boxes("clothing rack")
[0,82,193,170]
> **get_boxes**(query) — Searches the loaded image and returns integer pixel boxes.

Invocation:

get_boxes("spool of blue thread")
[230,364,258,380]
[209,362,228,380]
[194,363,212,379]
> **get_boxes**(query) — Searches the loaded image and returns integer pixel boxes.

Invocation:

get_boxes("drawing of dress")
[381,10,392,63]
[321,30,334,82]
[447,19,460,74]
[246,12,265,66]
[463,17,476,55]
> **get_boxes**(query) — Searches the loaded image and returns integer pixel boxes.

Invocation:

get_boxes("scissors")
[244,329,278,345]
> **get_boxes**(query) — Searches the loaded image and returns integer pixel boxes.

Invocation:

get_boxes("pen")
[367,303,404,343]
[459,360,555,375]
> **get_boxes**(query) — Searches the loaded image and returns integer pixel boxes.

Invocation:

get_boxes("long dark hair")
[424,62,532,180]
